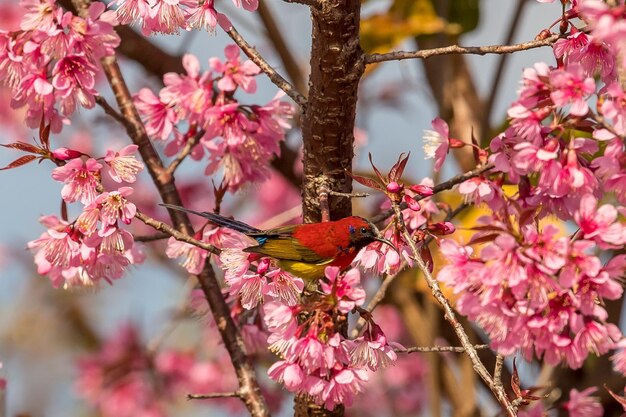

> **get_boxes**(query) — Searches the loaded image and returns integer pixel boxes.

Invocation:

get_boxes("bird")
[160,203,396,281]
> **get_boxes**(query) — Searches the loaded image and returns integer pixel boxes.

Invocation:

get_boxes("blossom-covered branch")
[365,34,559,64]
[391,202,518,417]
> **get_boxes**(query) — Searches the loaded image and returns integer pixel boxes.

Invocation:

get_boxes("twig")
[188,392,241,400]
[328,190,369,198]
[366,35,559,64]
[226,25,307,108]
[391,202,517,417]
[133,232,170,242]
[483,0,529,134]
[165,128,204,176]
[494,354,505,388]
[371,164,493,225]
[134,211,220,255]
[95,96,129,129]
[318,185,330,222]
[282,0,322,7]
[401,344,489,353]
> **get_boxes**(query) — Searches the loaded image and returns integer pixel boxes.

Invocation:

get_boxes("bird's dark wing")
[244,236,332,263]
[160,204,260,234]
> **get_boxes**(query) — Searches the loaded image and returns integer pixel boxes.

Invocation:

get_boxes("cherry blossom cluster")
[135,46,293,191]
[437,196,626,368]
[487,2,626,218]
[0,0,120,133]
[263,267,400,410]
[111,0,257,35]
[28,144,146,288]
[76,323,239,417]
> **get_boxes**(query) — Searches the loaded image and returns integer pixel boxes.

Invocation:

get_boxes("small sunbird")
[161,203,396,281]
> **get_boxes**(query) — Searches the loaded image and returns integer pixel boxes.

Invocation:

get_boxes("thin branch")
[188,392,241,400]
[366,34,559,65]
[282,0,322,7]
[391,202,517,417]
[494,354,505,388]
[134,211,220,255]
[328,190,369,198]
[165,128,204,176]
[371,164,493,225]
[318,185,330,222]
[226,25,307,108]
[401,344,489,354]
[483,0,530,134]
[95,96,129,129]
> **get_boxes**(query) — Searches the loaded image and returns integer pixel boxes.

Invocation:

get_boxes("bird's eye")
[360,227,367,233]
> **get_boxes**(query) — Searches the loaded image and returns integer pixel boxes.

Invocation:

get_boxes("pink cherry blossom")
[348,323,399,371]
[320,267,365,313]
[422,117,449,172]
[96,187,137,225]
[51,158,102,204]
[186,0,231,33]
[564,387,603,417]
[104,144,144,183]
[574,194,626,249]
[549,63,596,116]
[210,44,260,93]
[134,88,177,141]
[51,54,99,114]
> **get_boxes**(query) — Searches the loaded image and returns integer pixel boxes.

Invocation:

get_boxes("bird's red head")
[338,216,391,250]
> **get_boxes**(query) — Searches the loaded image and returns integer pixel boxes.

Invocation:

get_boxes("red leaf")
[468,233,500,245]
[368,153,386,183]
[0,155,37,170]
[346,171,385,191]
[1,141,45,155]
[511,359,521,397]
[420,245,434,273]
[61,200,68,222]
[389,152,410,182]
[39,120,51,150]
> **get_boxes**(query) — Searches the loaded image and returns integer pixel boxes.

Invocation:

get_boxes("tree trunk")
[296,1,362,416]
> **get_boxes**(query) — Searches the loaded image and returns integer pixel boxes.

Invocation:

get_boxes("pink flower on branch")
[104,144,144,183]
[51,157,102,204]
[549,64,596,116]
[210,44,261,93]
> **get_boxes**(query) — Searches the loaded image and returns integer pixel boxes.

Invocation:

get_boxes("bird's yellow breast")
[277,259,334,282]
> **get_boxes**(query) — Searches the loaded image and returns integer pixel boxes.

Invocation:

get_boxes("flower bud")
[409,184,433,197]
[427,221,455,235]
[386,181,401,193]
[51,148,82,161]
[404,195,421,211]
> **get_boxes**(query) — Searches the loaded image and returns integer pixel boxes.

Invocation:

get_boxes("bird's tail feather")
[159,203,260,234]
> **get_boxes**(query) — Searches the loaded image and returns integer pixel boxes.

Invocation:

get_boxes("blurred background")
[0,1,569,416]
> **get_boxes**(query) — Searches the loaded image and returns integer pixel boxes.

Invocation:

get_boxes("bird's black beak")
[373,234,399,254]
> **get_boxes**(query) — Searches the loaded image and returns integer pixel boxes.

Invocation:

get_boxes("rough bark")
[301,1,363,223]
[296,1,363,416]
